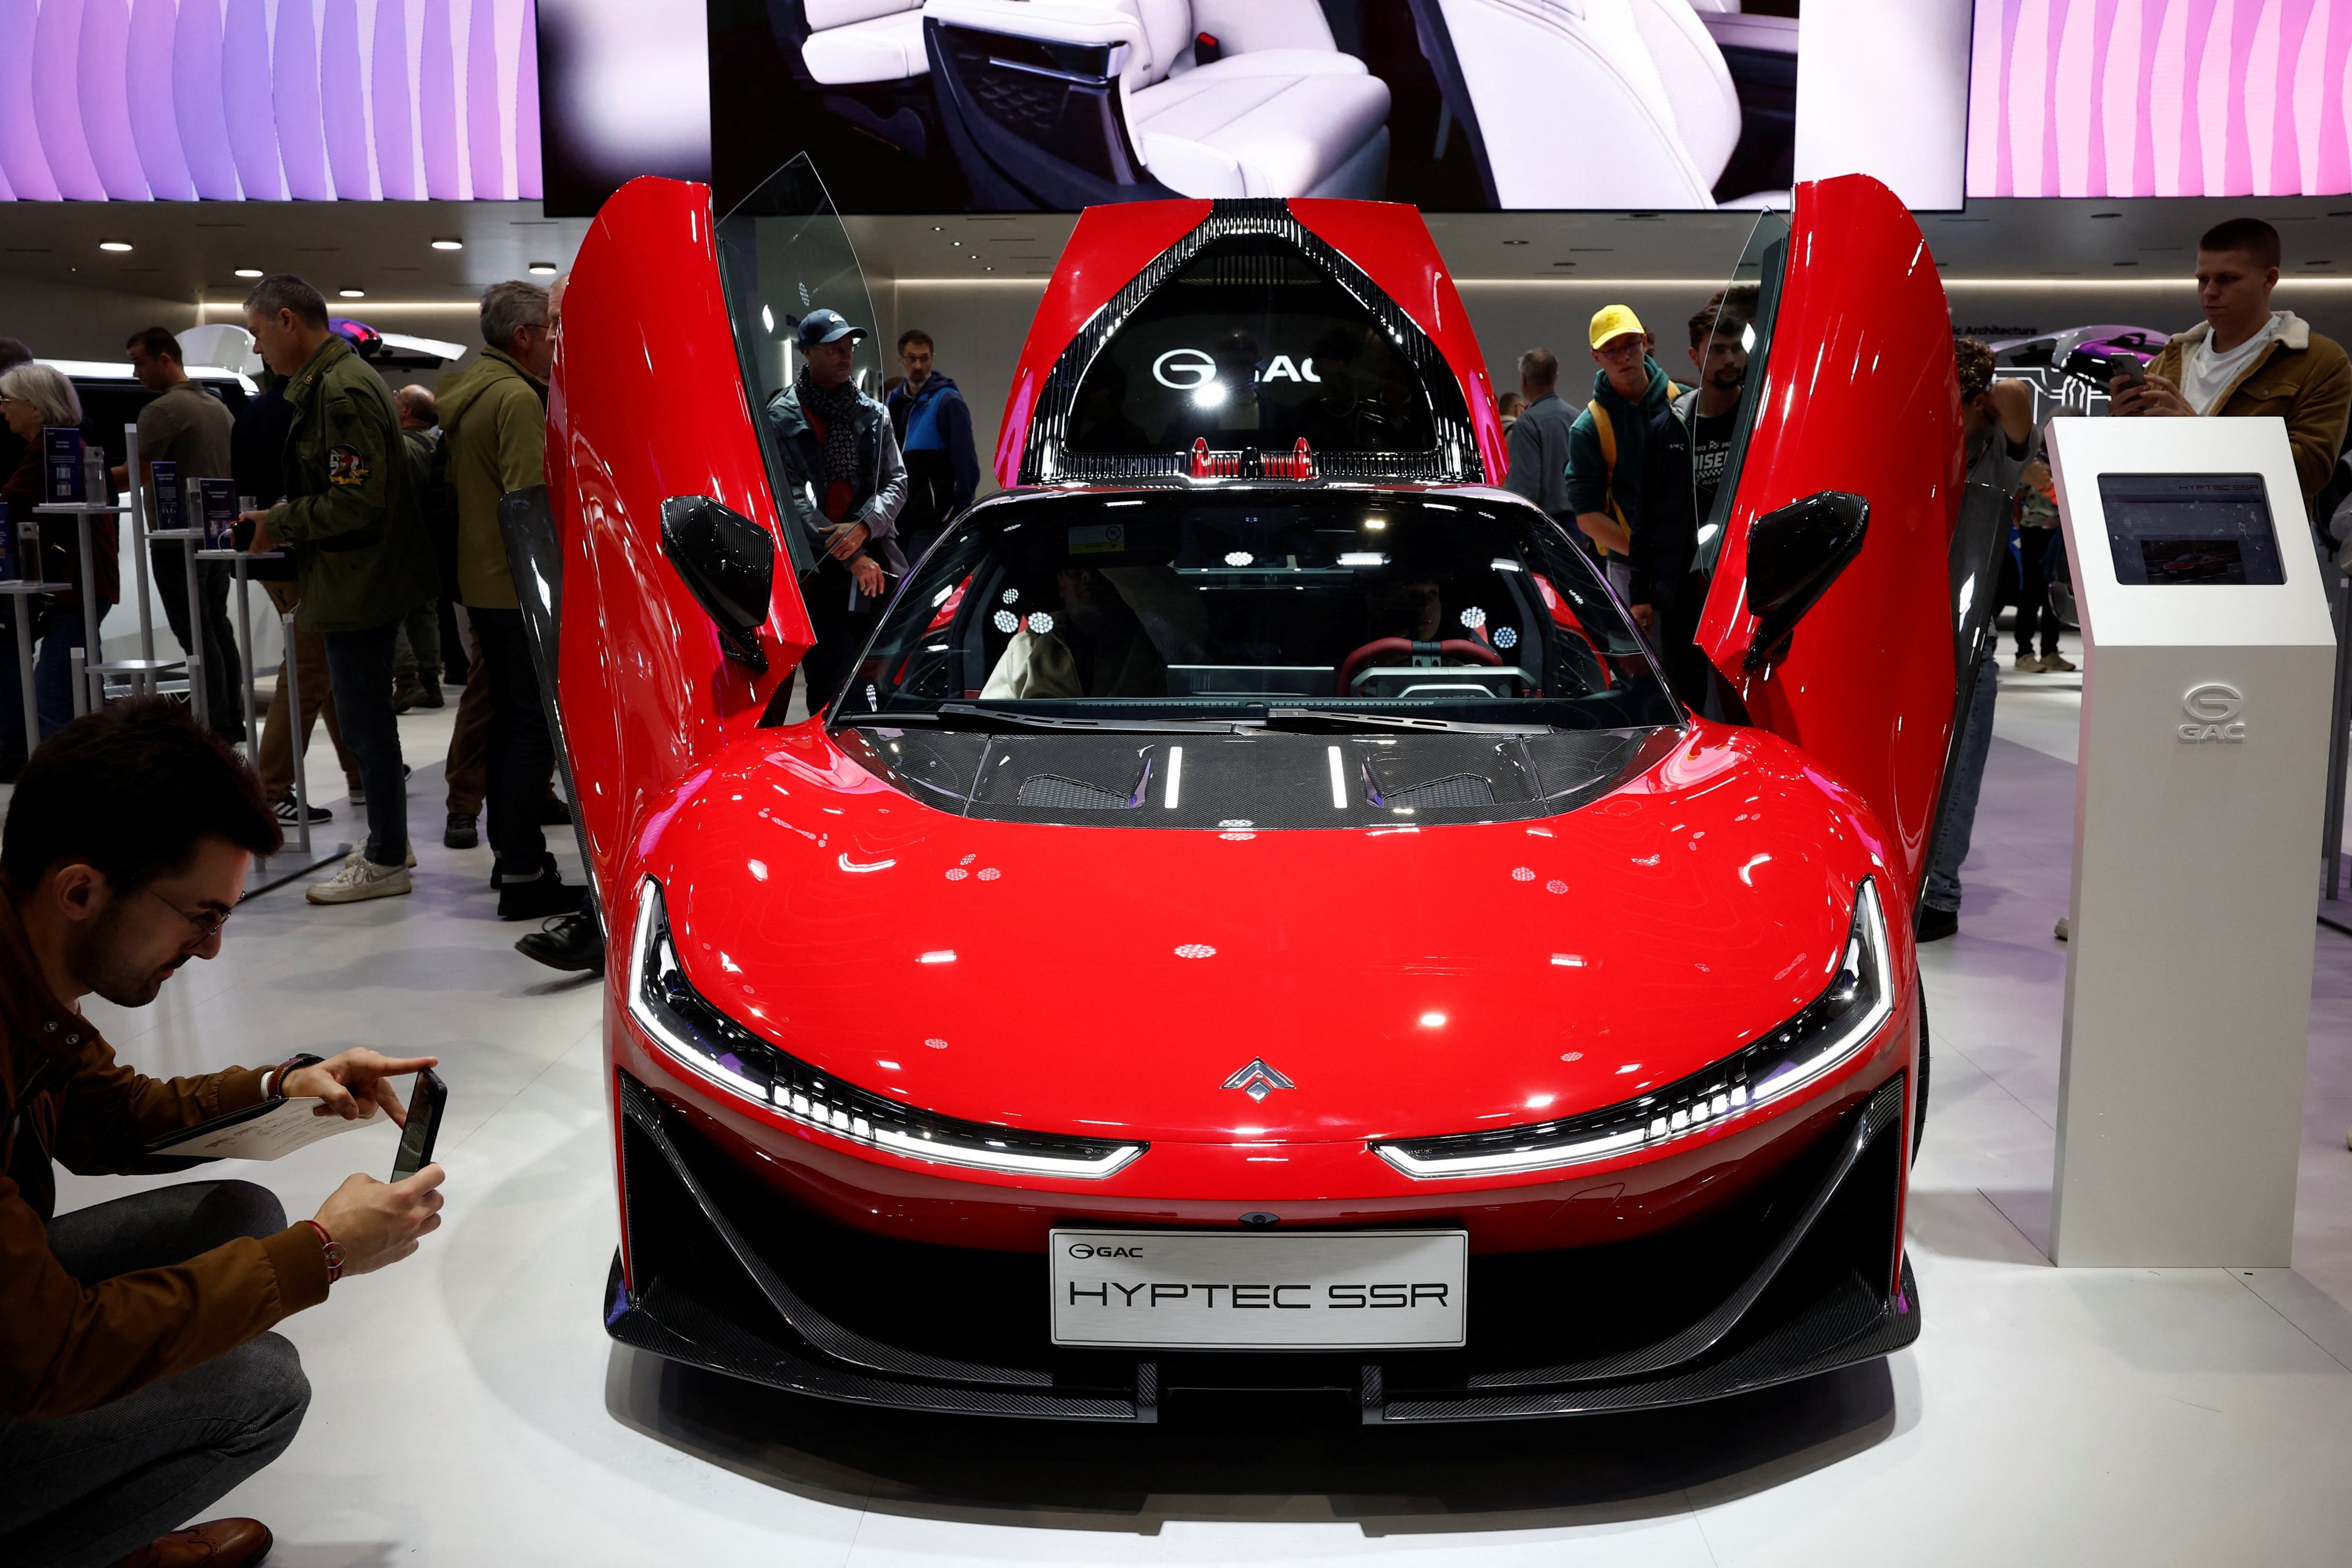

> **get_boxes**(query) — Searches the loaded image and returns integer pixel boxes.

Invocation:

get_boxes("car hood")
[640,721,1891,1145]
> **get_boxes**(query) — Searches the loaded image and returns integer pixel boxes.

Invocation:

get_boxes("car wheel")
[1912,991,1930,1164]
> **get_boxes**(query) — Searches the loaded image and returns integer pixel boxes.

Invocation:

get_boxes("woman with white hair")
[0,362,120,775]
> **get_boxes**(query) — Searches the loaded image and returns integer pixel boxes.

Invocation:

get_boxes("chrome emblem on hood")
[1224,1059,1295,1102]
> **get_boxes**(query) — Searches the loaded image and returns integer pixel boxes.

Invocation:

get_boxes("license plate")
[1049,1229,1467,1350]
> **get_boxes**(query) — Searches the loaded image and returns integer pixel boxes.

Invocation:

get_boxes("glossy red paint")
[633,713,1905,1148]
[1287,199,1508,483]
[549,176,811,910]
[992,198,1211,489]
[1696,174,1963,910]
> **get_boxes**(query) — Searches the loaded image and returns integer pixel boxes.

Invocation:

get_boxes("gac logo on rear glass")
[1152,348,1323,389]
[1067,1243,1144,1259]
[2179,682,2246,743]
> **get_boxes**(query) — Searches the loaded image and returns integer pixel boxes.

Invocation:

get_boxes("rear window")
[841,489,1680,735]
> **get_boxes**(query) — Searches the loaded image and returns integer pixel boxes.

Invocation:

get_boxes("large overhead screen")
[0,0,542,201]
[1970,0,2352,198]
[534,0,1976,217]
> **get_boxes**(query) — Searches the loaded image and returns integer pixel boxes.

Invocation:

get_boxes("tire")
[1911,988,1930,1164]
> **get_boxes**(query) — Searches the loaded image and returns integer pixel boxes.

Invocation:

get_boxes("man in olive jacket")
[238,276,437,905]
[2114,217,2352,520]
[432,281,578,922]
[0,700,444,1568]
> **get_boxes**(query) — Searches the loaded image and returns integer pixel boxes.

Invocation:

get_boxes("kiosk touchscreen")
[2045,417,2333,1268]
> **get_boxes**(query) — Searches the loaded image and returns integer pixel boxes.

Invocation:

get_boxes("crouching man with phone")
[0,700,445,1568]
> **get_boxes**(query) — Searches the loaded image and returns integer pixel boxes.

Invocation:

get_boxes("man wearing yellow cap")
[1564,304,1682,601]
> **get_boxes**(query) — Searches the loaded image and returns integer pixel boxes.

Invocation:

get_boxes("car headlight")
[1372,878,1895,1179]
[628,879,1145,1178]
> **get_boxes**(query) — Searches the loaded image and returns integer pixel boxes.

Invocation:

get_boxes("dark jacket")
[763,383,909,580]
[1503,390,1578,520]
[1632,389,1701,618]
[887,373,979,513]
[1565,360,1679,557]
[0,897,328,1419]
[1,443,116,611]
[266,335,438,633]
[231,378,294,507]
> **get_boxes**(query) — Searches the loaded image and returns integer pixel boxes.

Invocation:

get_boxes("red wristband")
[303,1218,346,1284]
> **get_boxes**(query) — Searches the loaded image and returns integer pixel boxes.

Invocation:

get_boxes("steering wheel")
[1337,637,1504,694]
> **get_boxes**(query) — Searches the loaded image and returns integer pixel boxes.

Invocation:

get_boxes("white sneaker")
[307,856,413,904]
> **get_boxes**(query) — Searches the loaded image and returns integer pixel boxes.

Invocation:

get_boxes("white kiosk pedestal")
[2046,416,2334,1267]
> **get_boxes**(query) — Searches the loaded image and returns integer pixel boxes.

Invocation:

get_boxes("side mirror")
[1744,490,1869,670]
[661,495,774,673]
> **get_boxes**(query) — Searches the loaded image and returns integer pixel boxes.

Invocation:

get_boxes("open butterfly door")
[544,157,885,908]
[1691,175,1969,913]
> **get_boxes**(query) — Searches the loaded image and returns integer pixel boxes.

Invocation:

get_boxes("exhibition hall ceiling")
[3,194,2350,316]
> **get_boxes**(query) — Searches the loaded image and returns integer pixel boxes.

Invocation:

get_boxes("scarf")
[795,367,863,488]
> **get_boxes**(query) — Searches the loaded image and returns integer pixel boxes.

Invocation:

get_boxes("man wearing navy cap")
[763,309,907,712]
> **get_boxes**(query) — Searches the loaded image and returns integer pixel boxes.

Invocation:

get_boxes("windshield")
[1693,209,1791,576]
[834,489,1679,733]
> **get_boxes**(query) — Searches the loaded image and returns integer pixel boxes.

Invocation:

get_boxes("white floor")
[38,659,2352,1566]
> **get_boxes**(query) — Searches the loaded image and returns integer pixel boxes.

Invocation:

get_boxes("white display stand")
[2046,416,2335,1266]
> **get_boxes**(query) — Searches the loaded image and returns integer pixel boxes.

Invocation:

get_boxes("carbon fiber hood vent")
[834,727,1673,829]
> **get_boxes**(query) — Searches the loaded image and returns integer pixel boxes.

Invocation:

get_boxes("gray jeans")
[1922,652,1999,914]
[0,1182,311,1568]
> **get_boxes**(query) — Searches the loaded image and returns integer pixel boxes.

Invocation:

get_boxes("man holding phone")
[2111,217,2351,517]
[0,700,446,1568]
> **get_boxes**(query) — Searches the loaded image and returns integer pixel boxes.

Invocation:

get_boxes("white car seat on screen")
[1683,0,1799,56]
[1424,0,1737,207]
[921,0,1390,199]
[802,0,928,85]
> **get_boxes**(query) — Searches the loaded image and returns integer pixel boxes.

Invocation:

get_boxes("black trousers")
[470,607,557,875]
[151,550,245,741]
[2014,526,2060,655]
[785,557,878,718]
[0,1182,311,1568]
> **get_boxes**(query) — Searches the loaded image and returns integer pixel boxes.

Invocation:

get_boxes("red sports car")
[525,165,1988,1423]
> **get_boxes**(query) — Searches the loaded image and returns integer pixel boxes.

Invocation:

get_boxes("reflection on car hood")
[644,721,1888,1146]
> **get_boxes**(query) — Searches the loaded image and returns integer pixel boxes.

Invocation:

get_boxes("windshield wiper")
[1260,708,1542,735]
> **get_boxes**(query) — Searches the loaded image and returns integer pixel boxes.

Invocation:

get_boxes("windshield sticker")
[1069,523,1126,555]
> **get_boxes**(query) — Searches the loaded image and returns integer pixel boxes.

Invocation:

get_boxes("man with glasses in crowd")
[0,700,445,1568]
[1565,305,1682,602]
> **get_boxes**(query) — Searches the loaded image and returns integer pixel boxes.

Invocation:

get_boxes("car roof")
[42,359,258,393]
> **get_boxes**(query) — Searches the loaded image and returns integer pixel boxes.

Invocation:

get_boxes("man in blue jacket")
[1565,304,1681,603]
[886,330,978,568]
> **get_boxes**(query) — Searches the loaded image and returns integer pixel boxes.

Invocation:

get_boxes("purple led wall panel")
[321,0,370,197]
[174,0,239,198]
[420,0,461,198]
[373,0,417,199]
[1,1,64,200]
[272,0,327,198]
[465,0,502,199]
[1972,0,2352,196]
[129,0,196,199]
[221,0,283,198]
[79,0,147,199]
[34,0,105,198]
[2,0,543,201]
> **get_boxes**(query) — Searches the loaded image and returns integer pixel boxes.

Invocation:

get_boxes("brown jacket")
[0,898,328,1420]
[2147,312,2352,511]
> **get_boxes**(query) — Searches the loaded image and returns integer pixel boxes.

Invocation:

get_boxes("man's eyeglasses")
[142,886,235,941]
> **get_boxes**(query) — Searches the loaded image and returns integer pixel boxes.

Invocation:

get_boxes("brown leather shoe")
[109,1517,274,1568]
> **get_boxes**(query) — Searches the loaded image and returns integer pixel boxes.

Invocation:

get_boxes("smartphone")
[390,1068,446,1182]
[2104,353,2147,391]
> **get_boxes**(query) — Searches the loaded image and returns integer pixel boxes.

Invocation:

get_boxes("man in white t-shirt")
[2112,218,2351,516]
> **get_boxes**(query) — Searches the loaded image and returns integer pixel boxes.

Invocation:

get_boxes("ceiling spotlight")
[527,261,557,276]
[430,238,464,251]
[338,288,365,298]
[234,268,263,279]
[98,240,132,253]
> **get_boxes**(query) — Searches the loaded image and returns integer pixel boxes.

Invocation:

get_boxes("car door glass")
[1691,210,1790,578]
[715,155,885,576]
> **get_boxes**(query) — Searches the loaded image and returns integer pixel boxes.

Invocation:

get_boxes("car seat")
[921,0,1390,206]
[788,0,929,85]
[1407,0,1767,208]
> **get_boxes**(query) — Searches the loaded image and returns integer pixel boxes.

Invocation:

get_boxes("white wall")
[879,279,1051,499]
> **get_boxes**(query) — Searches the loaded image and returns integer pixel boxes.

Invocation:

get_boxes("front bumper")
[603,1071,1918,1423]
